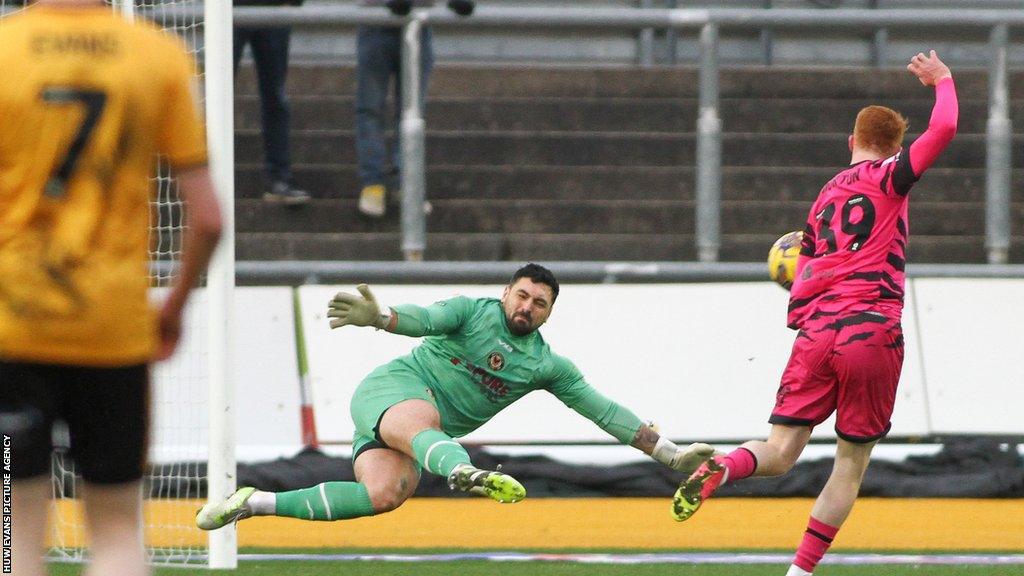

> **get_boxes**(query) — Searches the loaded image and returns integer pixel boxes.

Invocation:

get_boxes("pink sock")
[722,447,757,483]
[793,516,839,573]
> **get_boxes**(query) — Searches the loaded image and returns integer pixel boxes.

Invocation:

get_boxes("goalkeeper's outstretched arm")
[327,285,469,336]
[549,371,715,475]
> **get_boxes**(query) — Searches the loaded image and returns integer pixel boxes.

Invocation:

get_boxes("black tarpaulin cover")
[205,438,1023,499]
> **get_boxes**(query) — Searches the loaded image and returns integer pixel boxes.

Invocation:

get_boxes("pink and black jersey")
[788,78,958,330]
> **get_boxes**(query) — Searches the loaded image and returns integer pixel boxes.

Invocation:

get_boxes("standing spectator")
[356,0,474,217]
[235,0,311,206]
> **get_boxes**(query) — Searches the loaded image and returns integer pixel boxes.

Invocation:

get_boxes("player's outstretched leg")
[448,463,526,504]
[671,455,728,522]
[196,481,378,530]
[671,440,770,518]
[196,486,258,530]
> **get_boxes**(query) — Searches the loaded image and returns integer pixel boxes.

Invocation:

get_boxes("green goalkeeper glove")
[327,284,391,329]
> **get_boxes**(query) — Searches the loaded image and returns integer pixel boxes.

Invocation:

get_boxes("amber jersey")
[0,5,207,365]
[788,78,958,330]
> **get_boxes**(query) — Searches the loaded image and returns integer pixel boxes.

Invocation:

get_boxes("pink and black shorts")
[770,311,904,443]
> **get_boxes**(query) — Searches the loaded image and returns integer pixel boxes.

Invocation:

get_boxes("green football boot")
[448,464,526,504]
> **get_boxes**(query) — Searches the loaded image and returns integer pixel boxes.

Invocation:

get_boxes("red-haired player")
[674,51,958,576]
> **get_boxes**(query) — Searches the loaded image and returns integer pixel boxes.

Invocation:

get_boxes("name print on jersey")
[820,167,861,195]
[32,32,120,56]
[450,356,509,403]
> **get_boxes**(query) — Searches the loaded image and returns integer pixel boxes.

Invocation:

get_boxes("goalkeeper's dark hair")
[510,263,559,302]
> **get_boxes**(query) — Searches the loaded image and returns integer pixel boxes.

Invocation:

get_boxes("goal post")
[202,0,238,567]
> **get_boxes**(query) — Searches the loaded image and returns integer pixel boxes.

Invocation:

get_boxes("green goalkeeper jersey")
[387,296,643,444]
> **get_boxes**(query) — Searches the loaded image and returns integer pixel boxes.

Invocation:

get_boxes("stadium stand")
[235,64,1023,262]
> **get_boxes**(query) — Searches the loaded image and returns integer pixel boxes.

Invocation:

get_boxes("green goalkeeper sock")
[411,428,472,477]
[274,482,375,521]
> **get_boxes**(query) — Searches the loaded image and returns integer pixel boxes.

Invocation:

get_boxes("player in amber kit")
[672,51,957,576]
[0,1,222,575]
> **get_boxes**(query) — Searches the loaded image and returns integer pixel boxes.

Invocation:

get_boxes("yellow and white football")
[767,230,803,290]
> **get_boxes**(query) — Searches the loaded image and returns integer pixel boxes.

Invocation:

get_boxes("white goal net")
[0,0,235,568]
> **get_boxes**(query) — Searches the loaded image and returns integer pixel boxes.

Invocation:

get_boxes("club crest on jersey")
[488,352,505,371]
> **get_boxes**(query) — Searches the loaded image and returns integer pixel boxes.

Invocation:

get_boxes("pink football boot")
[671,455,728,522]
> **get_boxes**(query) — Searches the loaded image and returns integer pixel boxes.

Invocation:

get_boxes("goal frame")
[200,0,237,568]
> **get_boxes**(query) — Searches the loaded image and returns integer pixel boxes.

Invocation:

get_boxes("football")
[767,230,803,290]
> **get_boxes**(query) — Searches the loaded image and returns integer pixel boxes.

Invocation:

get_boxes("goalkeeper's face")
[501,278,554,336]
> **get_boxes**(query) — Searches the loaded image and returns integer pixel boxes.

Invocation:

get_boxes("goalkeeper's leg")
[345,371,522,502]
[380,399,526,504]
[197,399,525,530]
[196,447,417,529]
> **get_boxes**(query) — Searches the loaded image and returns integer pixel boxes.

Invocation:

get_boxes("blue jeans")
[234,26,293,184]
[355,26,434,188]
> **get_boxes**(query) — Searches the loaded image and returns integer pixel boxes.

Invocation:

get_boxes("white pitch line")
[228,552,1024,565]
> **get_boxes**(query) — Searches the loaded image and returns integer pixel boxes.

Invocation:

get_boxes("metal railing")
[149,5,1021,266]
[149,258,1024,284]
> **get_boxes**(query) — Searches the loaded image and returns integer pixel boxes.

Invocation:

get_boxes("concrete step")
[238,65,1014,100]
[235,165,1017,203]
[236,232,506,261]
[236,95,1022,134]
[237,198,703,235]
[236,130,1010,168]
[235,198,1018,237]
[236,232,1024,263]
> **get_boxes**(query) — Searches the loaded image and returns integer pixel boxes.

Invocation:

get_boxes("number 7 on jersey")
[40,86,108,198]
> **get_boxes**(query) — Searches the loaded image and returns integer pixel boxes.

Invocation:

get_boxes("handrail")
[219,261,1024,285]
[139,6,1024,29]
[149,258,1024,284]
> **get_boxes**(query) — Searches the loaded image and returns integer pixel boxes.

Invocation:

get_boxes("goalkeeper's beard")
[505,311,535,336]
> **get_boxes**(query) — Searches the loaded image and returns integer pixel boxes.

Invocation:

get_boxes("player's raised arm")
[327,286,470,336]
[905,50,958,177]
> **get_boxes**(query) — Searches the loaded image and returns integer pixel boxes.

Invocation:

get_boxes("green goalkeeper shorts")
[350,358,438,461]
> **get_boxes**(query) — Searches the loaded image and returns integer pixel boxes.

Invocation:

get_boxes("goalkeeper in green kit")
[197,263,714,528]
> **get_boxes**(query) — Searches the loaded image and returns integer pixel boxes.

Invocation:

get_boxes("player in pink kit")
[672,51,958,576]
